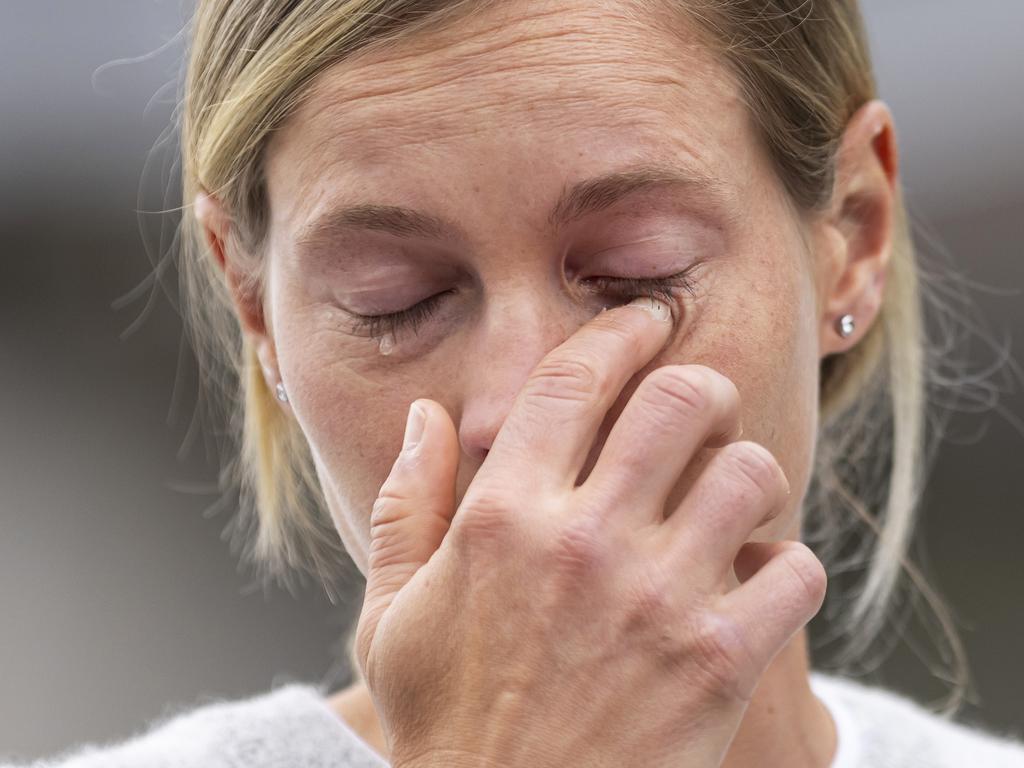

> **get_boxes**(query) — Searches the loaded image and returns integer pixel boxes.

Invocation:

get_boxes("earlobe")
[255,336,287,403]
[818,99,897,358]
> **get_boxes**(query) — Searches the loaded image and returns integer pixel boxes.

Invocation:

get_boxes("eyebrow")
[293,163,732,249]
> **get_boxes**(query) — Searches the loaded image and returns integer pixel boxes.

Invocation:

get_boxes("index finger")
[482,296,676,493]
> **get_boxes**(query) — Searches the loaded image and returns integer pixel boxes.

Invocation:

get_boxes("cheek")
[274,309,418,565]
[660,247,820,537]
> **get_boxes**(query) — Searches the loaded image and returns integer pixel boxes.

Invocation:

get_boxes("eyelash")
[348,265,701,341]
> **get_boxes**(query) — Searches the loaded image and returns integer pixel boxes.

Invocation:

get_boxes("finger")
[355,399,460,676]
[483,297,675,493]
[579,364,742,527]
[659,440,790,585]
[714,540,827,674]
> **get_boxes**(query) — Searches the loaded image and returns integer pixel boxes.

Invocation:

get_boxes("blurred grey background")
[1,1,1022,762]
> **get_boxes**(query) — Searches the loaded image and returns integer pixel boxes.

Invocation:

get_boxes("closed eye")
[345,265,700,342]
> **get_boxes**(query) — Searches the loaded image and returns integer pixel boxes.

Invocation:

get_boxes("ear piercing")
[275,381,289,404]
[836,313,856,339]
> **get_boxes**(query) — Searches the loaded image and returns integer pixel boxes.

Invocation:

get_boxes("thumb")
[355,398,459,674]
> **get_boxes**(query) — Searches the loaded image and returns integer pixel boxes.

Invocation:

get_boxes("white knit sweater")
[7,672,1023,767]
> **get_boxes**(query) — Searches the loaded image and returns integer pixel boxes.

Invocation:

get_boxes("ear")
[193,191,284,402]
[817,99,899,358]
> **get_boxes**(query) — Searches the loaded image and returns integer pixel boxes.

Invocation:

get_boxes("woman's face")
[258,1,842,575]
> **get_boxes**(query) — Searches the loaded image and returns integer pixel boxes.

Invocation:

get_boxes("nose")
[456,290,588,463]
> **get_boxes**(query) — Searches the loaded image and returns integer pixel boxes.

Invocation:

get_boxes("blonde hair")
[176,0,966,703]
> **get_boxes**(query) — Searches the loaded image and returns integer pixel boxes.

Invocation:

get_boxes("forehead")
[264,0,759,235]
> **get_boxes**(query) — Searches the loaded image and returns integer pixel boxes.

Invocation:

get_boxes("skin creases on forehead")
[253,2,829,579]
[264,0,757,238]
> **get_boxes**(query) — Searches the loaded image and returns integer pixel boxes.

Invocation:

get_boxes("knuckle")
[673,364,739,402]
[546,512,610,578]
[718,441,785,499]
[369,489,408,529]
[640,365,711,417]
[622,568,675,631]
[523,353,606,407]
[450,486,517,548]
[366,523,412,571]
[367,494,438,572]
[779,543,828,609]
[685,612,754,702]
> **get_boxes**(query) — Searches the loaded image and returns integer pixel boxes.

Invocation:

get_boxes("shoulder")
[30,683,386,768]
[810,671,1024,768]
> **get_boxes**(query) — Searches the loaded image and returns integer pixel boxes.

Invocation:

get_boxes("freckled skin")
[263,0,822,571]
[214,0,903,763]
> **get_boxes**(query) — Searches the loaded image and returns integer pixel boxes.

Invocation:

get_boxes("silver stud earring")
[275,381,289,404]
[836,313,856,339]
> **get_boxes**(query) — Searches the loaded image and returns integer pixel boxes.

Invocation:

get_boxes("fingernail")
[403,401,426,452]
[627,296,672,322]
